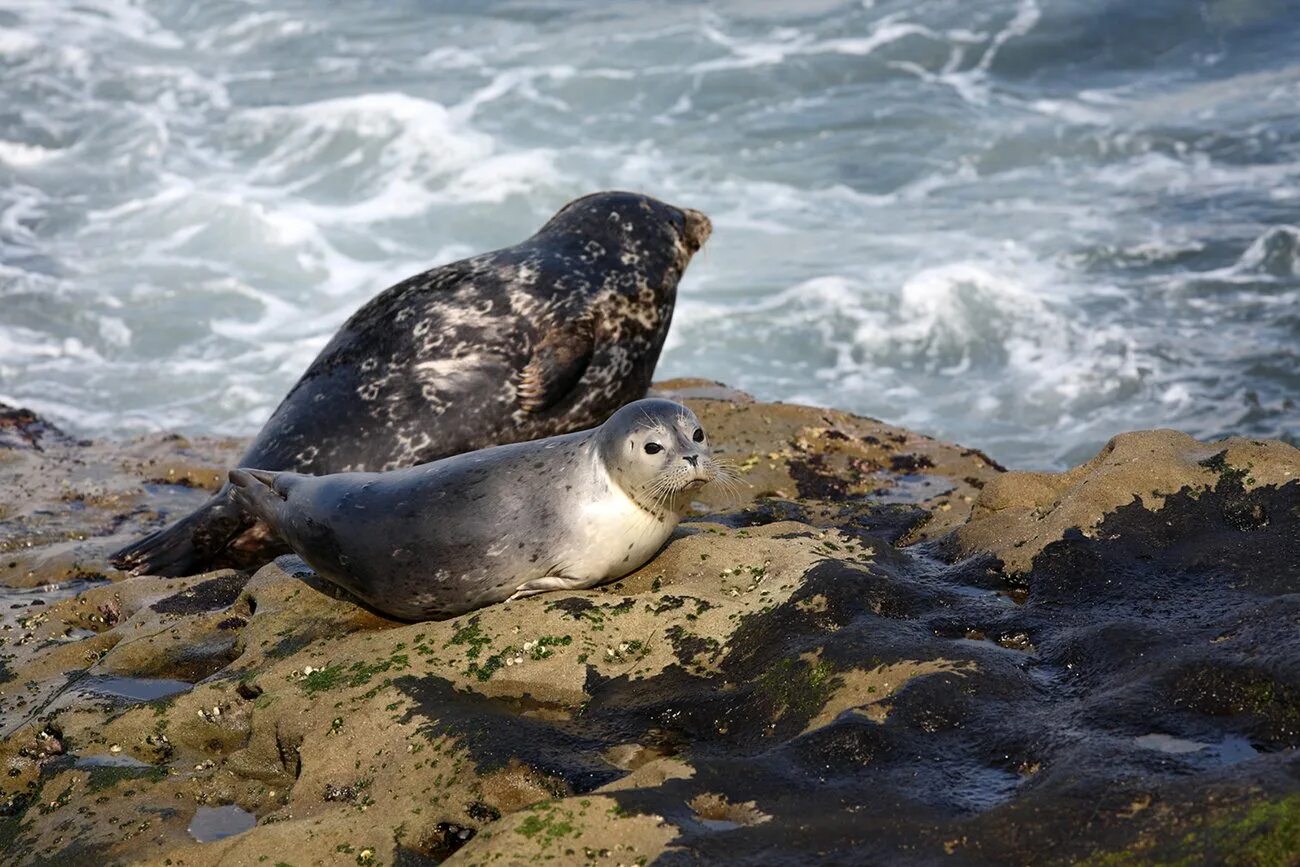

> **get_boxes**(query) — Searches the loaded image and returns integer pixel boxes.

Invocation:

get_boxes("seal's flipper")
[238,468,283,492]
[228,467,293,524]
[517,318,595,413]
[109,490,249,577]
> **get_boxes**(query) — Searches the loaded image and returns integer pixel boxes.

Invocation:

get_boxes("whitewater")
[1,0,1297,469]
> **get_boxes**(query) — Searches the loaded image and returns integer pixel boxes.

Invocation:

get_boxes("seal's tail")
[110,489,249,577]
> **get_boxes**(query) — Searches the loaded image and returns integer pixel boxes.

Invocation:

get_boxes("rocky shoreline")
[1,381,1297,865]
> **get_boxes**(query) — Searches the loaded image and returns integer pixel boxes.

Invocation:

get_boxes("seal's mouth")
[680,208,712,254]
[636,463,717,514]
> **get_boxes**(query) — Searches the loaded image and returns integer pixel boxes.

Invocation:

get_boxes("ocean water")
[1,0,1297,470]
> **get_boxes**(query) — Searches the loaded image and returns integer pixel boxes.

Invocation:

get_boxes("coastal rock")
[0,404,242,591]
[1,387,1297,865]
[958,428,1300,573]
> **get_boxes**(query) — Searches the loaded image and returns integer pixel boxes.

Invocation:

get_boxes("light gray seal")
[227,399,732,620]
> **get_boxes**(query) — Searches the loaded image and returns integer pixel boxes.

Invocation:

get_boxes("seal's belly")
[397,487,671,616]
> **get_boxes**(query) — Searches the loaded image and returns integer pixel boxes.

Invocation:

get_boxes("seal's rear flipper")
[231,468,282,491]
[228,468,296,530]
[110,490,248,578]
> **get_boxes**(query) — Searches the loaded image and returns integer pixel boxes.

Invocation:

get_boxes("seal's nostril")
[683,455,699,466]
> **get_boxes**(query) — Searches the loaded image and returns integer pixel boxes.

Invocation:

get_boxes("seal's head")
[538,190,712,281]
[597,398,720,516]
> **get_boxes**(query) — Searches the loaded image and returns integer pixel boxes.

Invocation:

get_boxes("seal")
[226,398,731,620]
[112,192,712,578]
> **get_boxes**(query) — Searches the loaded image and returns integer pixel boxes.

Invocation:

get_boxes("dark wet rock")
[151,571,249,615]
[888,452,935,472]
[0,388,1297,864]
[838,501,932,545]
[787,452,856,500]
[0,403,69,452]
[703,497,811,528]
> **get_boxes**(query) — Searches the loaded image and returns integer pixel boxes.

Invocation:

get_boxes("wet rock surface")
[1,385,1297,865]
[957,428,1299,573]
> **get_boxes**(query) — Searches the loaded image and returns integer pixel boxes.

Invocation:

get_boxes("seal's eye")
[692,428,705,443]
[644,442,663,455]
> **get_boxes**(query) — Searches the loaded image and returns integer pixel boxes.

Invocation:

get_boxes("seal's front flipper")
[517,318,595,413]
[110,489,249,578]
[506,574,600,601]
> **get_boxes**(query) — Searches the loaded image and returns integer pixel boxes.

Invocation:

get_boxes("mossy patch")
[1079,793,1300,866]
[86,763,168,793]
[1198,450,1253,488]
[515,801,580,852]
[299,652,412,695]
[755,656,839,725]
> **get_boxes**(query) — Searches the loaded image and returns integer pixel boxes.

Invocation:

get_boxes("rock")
[0,416,243,589]
[0,402,71,452]
[0,388,1297,865]
[653,377,1003,542]
[958,429,1300,573]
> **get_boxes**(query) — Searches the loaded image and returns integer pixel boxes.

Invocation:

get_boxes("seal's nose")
[683,454,699,467]
[680,208,712,253]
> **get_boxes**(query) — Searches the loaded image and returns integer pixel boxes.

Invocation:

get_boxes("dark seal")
[112,191,712,577]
